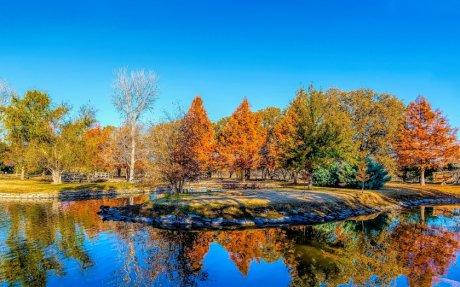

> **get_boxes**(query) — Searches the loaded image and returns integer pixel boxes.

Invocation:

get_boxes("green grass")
[0,176,139,194]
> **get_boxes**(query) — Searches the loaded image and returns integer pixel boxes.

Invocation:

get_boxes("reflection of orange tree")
[392,222,460,287]
[126,229,215,286]
[216,229,287,276]
[61,197,148,237]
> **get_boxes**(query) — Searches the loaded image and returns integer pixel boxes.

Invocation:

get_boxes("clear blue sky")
[0,0,459,128]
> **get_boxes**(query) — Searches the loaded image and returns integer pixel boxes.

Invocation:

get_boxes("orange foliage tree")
[83,125,113,172]
[216,98,265,181]
[182,96,215,174]
[395,96,459,185]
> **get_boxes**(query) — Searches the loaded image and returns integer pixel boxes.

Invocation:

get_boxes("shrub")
[363,159,391,189]
[331,162,358,187]
[313,159,391,190]
[312,167,334,186]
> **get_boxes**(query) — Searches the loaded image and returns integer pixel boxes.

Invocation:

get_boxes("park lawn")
[0,177,139,194]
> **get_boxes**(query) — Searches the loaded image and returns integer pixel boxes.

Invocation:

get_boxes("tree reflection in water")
[0,199,459,287]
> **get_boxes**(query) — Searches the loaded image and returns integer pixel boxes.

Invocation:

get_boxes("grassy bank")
[116,182,460,222]
[0,176,139,194]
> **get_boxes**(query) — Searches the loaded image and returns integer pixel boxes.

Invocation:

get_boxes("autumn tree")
[146,120,198,193]
[355,159,370,192]
[395,96,459,185]
[182,96,215,174]
[83,125,113,172]
[273,86,354,189]
[216,98,265,181]
[337,88,405,174]
[112,68,159,182]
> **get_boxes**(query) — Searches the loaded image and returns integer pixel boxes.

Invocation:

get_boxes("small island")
[99,183,460,229]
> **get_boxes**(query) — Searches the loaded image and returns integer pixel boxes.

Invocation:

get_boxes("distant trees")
[112,68,159,183]
[0,75,459,189]
[395,96,459,185]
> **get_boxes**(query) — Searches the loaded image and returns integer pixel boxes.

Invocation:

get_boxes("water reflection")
[0,198,459,287]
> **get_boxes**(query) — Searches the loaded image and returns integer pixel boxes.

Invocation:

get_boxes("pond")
[0,196,459,287]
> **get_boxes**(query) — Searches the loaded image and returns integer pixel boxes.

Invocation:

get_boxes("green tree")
[337,89,405,174]
[3,90,94,183]
[274,86,354,189]
[3,91,67,180]
[27,105,95,184]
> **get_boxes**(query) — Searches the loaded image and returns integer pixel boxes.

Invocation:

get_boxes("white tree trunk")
[129,123,136,183]
[20,166,25,180]
[51,170,62,184]
[420,166,426,186]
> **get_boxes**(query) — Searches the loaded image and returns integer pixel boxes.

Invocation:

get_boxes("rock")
[211,218,224,226]
[237,219,255,226]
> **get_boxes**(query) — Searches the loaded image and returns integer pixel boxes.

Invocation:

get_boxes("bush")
[312,167,334,186]
[363,159,391,189]
[313,159,391,190]
[331,162,358,187]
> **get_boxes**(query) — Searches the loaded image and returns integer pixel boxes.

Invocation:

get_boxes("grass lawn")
[0,175,139,194]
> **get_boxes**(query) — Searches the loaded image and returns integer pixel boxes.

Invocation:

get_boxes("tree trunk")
[51,170,62,184]
[307,171,313,190]
[20,166,25,180]
[117,167,122,177]
[420,166,426,186]
[292,172,298,184]
[129,123,136,183]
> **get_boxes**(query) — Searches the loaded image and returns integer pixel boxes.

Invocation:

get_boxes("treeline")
[0,70,458,191]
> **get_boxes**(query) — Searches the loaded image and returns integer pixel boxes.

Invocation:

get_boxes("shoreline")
[0,189,150,200]
[97,185,460,230]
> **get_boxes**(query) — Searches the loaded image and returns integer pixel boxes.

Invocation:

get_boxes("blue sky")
[0,0,459,128]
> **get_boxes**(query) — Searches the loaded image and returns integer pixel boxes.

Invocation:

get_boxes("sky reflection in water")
[0,196,459,287]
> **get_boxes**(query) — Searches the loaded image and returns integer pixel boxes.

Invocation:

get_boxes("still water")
[0,196,459,287]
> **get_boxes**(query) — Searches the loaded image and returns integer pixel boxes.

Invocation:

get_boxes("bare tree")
[112,68,159,182]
